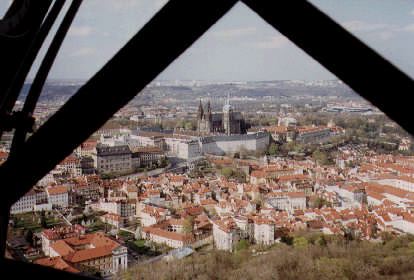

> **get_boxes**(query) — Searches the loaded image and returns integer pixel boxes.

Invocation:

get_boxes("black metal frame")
[1,0,413,278]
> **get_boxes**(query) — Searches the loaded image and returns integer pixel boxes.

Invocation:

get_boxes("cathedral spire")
[223,93,232,113]
[198,99,204,119]
[206,100,212,121]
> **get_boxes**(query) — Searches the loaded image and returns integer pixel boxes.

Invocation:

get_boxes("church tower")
[197,99,213,134]
[223,94,233,135]
[205,100,212,132]
[197,99,204,120]
[206,100,212,121]
[197,100,204,134]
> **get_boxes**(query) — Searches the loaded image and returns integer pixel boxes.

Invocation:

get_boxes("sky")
[1,0,414,81]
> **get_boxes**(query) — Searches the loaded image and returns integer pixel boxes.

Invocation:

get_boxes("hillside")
[118,234,414,280]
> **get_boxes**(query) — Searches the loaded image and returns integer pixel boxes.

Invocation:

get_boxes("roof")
[34,256,79,273]
[212,218,237,233]
[42,225,85,240]
[64,245,114,263]
[143,227,194,242]
[96,144,131,156]
[50,240,75,257]
[47,185,68,195]
[297,126,330,134]
[131,146,163,154]
[263,125,289,133]
[44,232,123,263]
[200,132,269,143]
[63,232,119,250]
[60,155,79,165]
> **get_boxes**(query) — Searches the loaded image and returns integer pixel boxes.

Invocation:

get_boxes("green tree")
[184,121,194,131]
[183,216,194,233]
[221,167,234,179]
[293,236,308,248]
[40,210,47,228]
[268,143,279,156]
[159,157,168,168]
[235,239,250,251]
[312,150,331,165]
[313,197,331,209]
[25,229,34,245]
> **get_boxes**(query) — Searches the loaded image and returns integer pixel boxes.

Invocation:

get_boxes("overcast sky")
[2,0,414,81]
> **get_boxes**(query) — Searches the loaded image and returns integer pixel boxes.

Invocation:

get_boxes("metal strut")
[10,0,83,155]
[0,0,57,137]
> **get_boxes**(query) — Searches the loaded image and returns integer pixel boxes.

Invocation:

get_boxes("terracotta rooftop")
[64,245,114,263]
[143,226,194,242]
[34,256,79,273]
[47,185,68,195]
[50,240,75,256]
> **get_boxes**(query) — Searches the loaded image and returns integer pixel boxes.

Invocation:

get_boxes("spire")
[206,100,212,121]
[198,99,204,119]
[223,93,232,113]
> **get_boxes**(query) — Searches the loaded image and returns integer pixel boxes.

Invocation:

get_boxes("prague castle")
[197,96,248,135]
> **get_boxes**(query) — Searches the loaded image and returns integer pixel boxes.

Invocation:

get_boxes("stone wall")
[200,132,270,155]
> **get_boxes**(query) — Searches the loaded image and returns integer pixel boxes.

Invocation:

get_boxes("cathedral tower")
[223,94,233,135]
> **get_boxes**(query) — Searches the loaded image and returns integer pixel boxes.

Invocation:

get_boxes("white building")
[164,137,201,159]
[212,218,239,252]
[253,218,275,245]
[46,186,69,208]
[375,177,414,192]
[265,192,306,211]
[91,200,135,219]
[200,132,270,156]
[295,126,332,144]
[10,189,37,214]
[96,144,132,174]
[142,227,193,248]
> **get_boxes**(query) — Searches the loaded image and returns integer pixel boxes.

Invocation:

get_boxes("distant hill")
[20,79,359,103]
[19,81,82,102]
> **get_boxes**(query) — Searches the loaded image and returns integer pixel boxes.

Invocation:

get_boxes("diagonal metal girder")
[243,0,414,137]
[3,0,414,210]
[0,0,239,209]
[2,0,414,214]
[2,0,414,278]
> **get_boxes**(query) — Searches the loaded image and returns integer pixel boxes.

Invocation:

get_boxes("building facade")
[96,144,132,174]
[200,132,270,156]
[197,97,248,135]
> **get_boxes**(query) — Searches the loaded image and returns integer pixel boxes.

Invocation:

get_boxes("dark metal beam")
[0,0,52,115]
[10,0,83,154]
[0,258,97,279]
[0,0,238,209]
[243,0,414,136]
[0,207,10,264]
[0,0,66,138]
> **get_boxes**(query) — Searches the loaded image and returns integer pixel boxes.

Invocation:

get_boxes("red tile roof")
[64,245,114,263]
[47,185,68,195]
[35,256,79,273]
